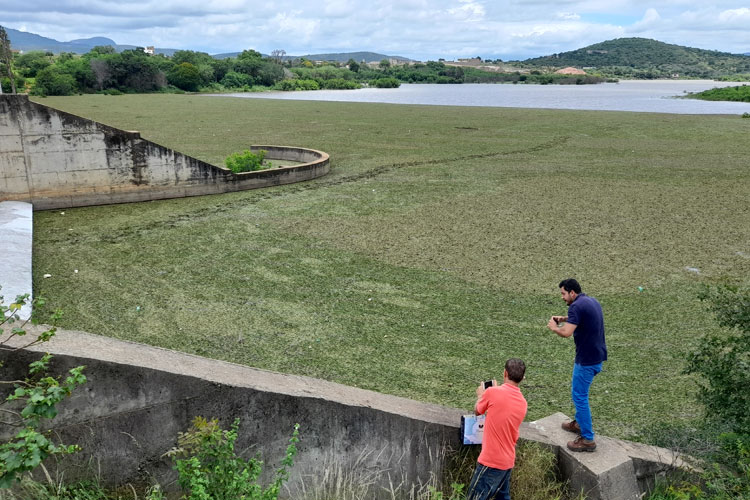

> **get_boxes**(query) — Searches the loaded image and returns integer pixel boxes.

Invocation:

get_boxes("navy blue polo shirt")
[567,293,607,365]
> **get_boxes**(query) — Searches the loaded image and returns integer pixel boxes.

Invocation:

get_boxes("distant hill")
[4,27,178,55]
[212,51,411,63]
[5,28,408,63]
[520,37,750,78]
[294,51,412,63]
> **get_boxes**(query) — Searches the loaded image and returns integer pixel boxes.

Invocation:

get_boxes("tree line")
[1,45,609,96]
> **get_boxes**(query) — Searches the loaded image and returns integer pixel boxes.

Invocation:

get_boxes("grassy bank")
[30,94,750,440]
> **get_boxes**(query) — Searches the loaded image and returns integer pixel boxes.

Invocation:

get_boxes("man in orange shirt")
[467,358,528,500]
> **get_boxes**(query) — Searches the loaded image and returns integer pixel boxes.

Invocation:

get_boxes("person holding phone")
[466,358,527,500]
[547,278,607,452]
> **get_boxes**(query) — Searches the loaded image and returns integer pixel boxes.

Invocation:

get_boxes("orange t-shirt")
[475,383,527,470]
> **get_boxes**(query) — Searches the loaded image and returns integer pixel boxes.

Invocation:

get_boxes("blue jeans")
[467,463,512,500]
[572,362,602,440]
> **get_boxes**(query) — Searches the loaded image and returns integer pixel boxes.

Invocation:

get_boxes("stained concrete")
[525,413,693,500]
[0,95,330,210]
[0,201,32,319]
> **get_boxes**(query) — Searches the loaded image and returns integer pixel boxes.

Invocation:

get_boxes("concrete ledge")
[0,201,33,320]
[524,413,693,500]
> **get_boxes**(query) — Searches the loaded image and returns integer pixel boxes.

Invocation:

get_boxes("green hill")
[521,37,750,78]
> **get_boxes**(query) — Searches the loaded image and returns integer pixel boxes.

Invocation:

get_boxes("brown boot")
[567,436,597,452]
[561,420,581,434]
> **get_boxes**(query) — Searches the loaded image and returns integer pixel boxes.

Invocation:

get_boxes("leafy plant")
[224,149,268,173]
[0,290,86,489]
[154,417,299,500]
[685,285,749,435]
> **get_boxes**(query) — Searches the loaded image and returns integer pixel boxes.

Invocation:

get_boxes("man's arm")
[547,317,577,338]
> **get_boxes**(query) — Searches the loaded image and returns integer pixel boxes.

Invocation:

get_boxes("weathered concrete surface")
[0,326,464,498]
[0,201,32,319]
[0,325,695,499]
[0,95,329,210]
[525,413,693,500]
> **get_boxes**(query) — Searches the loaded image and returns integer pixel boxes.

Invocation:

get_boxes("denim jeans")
[572,362,603,440]
[467,463,512,500]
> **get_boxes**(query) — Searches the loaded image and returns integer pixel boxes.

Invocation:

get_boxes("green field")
[30,94,750,441]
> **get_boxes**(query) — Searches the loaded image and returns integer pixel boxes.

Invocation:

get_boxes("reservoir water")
[211,80,750,115]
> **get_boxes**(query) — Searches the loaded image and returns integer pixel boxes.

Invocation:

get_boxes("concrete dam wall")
[0,328,463,498]
[0,95,329,210]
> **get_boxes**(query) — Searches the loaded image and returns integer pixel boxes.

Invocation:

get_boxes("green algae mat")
[31,94,750,440]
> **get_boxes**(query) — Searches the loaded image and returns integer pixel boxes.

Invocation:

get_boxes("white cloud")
[2,0,749,60]
[718,7,750,25]
[630,8,662,32]
[447,1,486,22]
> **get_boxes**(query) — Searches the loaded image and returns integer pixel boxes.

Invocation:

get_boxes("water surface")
[210,80,750,114]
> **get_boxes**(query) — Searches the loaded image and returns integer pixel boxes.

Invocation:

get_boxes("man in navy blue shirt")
[547,278,607,452]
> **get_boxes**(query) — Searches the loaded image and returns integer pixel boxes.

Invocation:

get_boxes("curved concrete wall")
[0,95,329,210]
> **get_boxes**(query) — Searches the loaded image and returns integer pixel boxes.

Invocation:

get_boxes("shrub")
[274,79,319,91]
[0,290,86,488]
[153,417,299,500]
[685,285,750,435]
[320,78,360,90]
[220,71,252,88]
[225,149,268,173]
[371,77,400,88]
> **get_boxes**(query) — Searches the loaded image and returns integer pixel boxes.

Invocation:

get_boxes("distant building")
[143,46,155,55]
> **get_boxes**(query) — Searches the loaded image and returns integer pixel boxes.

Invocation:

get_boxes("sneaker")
[561,420,581,434]
[567,436,597,452]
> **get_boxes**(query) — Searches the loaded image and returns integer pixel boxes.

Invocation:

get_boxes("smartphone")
[484,380,493,389]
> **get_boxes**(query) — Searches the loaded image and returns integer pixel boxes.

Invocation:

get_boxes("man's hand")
[476,379,496,398]
[548,317,576,338]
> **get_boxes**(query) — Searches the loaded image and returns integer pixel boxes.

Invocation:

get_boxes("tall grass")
[1,443,576,499]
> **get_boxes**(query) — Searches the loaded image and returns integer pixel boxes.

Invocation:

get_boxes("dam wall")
[0,95,329,210]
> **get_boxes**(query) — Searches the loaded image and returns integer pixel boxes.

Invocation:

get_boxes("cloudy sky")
[2,1,749,60]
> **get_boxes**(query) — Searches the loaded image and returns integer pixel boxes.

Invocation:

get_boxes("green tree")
[346,58,360,73]
[0,290,86,488]
[379,58,391,69]
[220,70,252,88]
[686,285,750,434]
[0,25,17,93]
[14,51,52,78]
[168,62,202,91]
[31,66,77,96]
[108,49,166,92]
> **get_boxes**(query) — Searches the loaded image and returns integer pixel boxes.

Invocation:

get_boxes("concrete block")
[526,413,641,500]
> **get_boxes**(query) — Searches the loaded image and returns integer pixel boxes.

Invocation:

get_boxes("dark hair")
[559,278,582,294]
[505,358,526,383]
